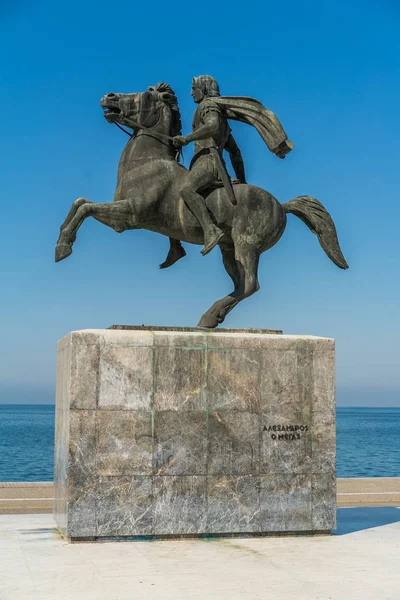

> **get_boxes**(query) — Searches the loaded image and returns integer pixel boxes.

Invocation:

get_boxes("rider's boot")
[160,239,187,269]
[201,225,224,256]
[182,191,224,255]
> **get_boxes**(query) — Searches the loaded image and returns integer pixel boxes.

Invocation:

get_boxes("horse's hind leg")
[235,242,260,297]
[220,244,241,290]
[55,201,134,262]
[197,243,260,328]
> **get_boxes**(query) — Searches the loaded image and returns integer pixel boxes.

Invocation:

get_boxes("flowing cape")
[213,96,294,157]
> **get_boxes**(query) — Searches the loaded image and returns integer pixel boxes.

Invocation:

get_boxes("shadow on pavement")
[334,506,400,535]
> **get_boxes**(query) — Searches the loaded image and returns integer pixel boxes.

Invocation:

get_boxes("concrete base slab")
[0,509,399,600]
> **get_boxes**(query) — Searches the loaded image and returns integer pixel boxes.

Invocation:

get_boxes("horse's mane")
[149,82,182,138]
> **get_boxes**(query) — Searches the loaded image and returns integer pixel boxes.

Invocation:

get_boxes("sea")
[0,405,399,481]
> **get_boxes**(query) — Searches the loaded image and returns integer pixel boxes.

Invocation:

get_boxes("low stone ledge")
[337,477,400,506]
[0,482,52,488]
[1,479,399,514]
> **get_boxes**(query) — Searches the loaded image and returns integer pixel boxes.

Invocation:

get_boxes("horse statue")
[55,82,348,328]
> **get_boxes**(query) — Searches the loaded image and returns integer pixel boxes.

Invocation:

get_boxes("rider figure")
[173,75,246,256]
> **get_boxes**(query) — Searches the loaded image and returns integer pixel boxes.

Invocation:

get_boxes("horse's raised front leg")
[197,243,260,328]
[55,200,134,262]
[59,198,91,233]
[56,198,94,260]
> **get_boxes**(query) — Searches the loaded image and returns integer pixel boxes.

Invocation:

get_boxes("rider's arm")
[225,134,246,184]
[183,112,220,144]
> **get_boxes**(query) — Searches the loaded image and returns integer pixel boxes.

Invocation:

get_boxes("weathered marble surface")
[54,329,336,539]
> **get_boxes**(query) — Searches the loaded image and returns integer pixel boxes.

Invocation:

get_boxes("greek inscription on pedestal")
[262,424,309,441]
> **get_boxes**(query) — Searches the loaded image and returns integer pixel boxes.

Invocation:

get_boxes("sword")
[209,145,237,206]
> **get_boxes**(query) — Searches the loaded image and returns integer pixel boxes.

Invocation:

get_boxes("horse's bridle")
[113,113,183,163]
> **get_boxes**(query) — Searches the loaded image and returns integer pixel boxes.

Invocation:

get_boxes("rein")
[114,122,134,137]
[113,117,183,163]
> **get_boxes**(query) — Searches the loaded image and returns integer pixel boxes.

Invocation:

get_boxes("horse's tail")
[282,196,349,270]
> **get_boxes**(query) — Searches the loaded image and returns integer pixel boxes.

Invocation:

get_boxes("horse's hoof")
[55,244,72,262]
[197,313,220,329]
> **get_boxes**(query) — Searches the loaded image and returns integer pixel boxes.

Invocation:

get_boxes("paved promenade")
[1,478,400,514]
[0,508,399,600]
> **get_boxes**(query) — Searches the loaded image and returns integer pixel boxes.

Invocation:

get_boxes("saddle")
[201,178,241,197]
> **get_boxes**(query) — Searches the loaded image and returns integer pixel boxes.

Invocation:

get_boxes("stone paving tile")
[1,512,400,600]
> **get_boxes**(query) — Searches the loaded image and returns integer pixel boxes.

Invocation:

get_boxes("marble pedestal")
[54,328,336,540]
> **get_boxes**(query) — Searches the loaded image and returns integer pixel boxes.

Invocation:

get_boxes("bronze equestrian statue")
[55,78,348,328]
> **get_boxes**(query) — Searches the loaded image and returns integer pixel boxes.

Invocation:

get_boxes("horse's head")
[100,82,182,137]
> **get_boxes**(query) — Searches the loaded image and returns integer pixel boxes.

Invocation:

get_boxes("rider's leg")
[159,238,186,269]
[180,166,224,256]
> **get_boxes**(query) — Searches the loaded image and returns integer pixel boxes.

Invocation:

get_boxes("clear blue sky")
[0,0,399,405]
